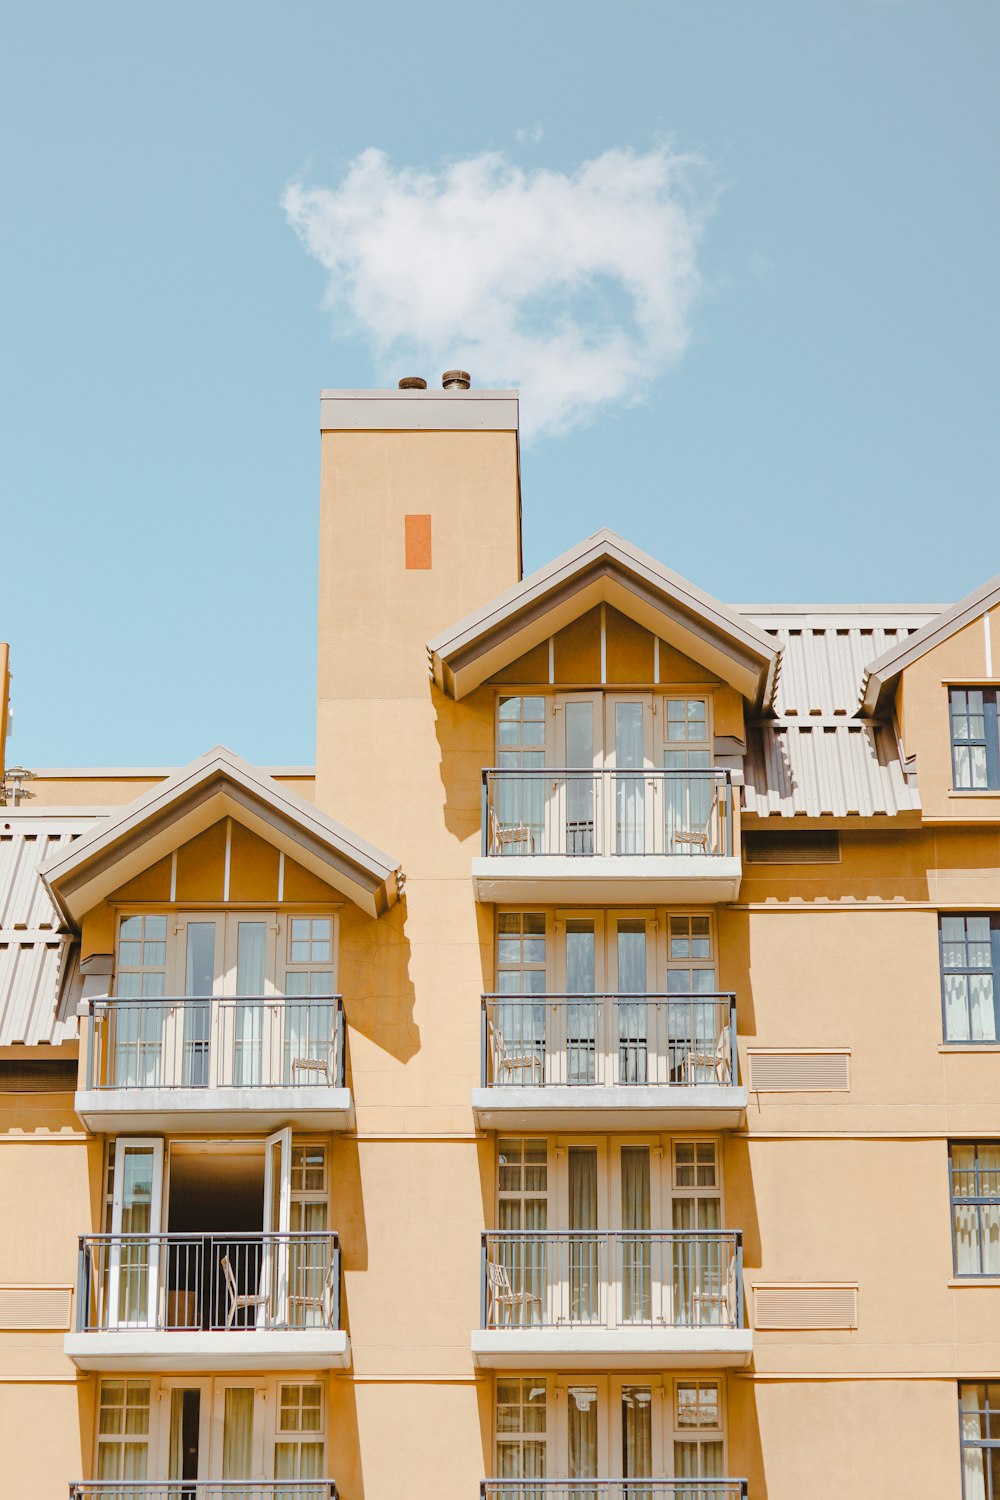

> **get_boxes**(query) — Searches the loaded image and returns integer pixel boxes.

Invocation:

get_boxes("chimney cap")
[442,370,471,391]
[398,376,427,390]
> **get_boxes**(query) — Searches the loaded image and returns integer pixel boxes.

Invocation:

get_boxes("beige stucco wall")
[4,403,999,1499]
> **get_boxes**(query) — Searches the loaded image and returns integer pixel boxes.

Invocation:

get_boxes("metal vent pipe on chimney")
[442,370,471,391]
[398,376,427,390]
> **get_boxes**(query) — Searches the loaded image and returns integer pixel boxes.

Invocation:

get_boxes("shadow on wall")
[339,900,420,1065]
[331,1365,365,1500]
[432,681,494,848]
[731,1368,768,1499]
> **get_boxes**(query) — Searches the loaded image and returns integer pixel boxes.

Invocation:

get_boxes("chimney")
[441,370,471,391]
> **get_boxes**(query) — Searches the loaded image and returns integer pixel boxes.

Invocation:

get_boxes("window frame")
[959,1381,1000,1499]
[939,914,1000,1045]
[950,1141,1000,1278]
[950,687,1000,791]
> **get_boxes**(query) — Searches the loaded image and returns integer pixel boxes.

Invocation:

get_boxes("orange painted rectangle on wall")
[405,513,432,569]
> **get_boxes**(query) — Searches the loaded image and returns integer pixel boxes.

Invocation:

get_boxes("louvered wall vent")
[754,1283,858,1330]
[748,1050,850,1092]
[0,1285,72,1330]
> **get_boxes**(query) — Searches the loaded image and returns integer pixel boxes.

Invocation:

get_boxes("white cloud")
[283,144,711,439]
[515,122,544,145]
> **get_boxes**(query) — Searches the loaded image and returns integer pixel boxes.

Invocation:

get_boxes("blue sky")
[2,2,997,768]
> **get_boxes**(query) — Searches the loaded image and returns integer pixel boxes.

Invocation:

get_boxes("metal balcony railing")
[75,1231,340,1334]
[70,1485,337,1500]
[482,769,734,859]
[84,996,345,1092]
[481,994,737,1089]
[481,1230,743,1331]
[482,1483,748,1500]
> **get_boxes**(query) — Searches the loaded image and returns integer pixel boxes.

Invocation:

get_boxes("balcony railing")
[481,1231,743,1331]
[70,1486,337,1500]
[482,1483,748,1500]
[482,994,737,1089]
[75,1231,340,1334]
[482,769,734,859]
[84,996,345,1092]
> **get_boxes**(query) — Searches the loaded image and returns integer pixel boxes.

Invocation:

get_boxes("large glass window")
[96,1379,151,1480]
[950,688,1000,790]
[951,1143,1000,1276]
[274,1383,325,1481]
[672,1142,723,1327]
[496,1377,547,1479]
[674,1380,723,1480]
[495,695,546,852]
[960,1382,1000,1498]
[284,916,337,1084]
[941,916,1000,1042]
[664,698,713,853]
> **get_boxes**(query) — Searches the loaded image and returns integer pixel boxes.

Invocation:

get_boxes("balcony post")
[480,1233,488,1328]
[725,772,733,857]
[481,770,489,856]
[75,1238,87,1332]
[735,1231,744,1327]
[336,997,346,1088]
[333,1234,341,1331]
[480,997,488,1087]
[729,994,738,1087]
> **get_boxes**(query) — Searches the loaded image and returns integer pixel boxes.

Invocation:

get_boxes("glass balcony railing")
[75,1231,340,1335]
[481,994,737,1089]
[69,1486,337,1500]
[83,996,345,1092]
[481,1230,743,1332]
[482,1482,748,1500]
[482,769,734,859]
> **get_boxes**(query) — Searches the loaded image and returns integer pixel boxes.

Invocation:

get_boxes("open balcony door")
[262,1126,292,1327]
[106,1138,164,1330]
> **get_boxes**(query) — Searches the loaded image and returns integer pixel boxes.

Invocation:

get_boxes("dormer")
[428,531,781,903]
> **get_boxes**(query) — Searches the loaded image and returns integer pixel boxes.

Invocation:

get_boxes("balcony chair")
[287,1255,338,1329]
[681,1027,732,1086]
[290,1042,337,1086]
[486,1259,542,1327]
[492,1028,544,1085]
[489,806,535,856]
[221,1254,269,1330]
[691,1252,737,1327]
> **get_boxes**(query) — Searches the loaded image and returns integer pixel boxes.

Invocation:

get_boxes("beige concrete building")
[2,381,1000,1499]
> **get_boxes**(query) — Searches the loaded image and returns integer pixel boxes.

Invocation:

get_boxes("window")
[496,913,547,994]
[274,1383,325,1481]
[950,688,1000,790]
[286,917,334,990]
[116,914,167,997]
[959,1383,1000,1497]
[674,1379,723,1480]
[496,1377,547,1479]
[667,916,717,993]
[951,1144,1000,1276]
[96,1379,151,1480]
[664,698,711,764]
[941,916,1000,1042]
[495,696,547,851]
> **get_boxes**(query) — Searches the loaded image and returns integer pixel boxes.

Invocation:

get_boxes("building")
[1,380,999,1498]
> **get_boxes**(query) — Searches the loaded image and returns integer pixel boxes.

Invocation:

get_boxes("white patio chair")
[486,1259,542,1328]
[221,1253,269,1329]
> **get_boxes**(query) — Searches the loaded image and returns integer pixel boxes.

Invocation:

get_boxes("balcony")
[473,994,745,1129]
[75,996,352,1133]
[70,1488,337,1500]
[473,1230,751,1371]
[65,1231,350,1371]
[482,1483,747,1500]
[474,769,740,903]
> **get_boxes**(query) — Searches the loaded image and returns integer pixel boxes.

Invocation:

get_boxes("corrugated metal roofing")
[743,722,922,820]
[0,815,96,1044]
[740,611,934,820]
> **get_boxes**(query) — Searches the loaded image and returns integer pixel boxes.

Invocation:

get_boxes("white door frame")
[262,1126,292,1326]
[107,1137,164,1330]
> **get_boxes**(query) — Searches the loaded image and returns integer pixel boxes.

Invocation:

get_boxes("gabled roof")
[41,746,403,925]
[428,530,782,708]
[859,571,1000,716]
